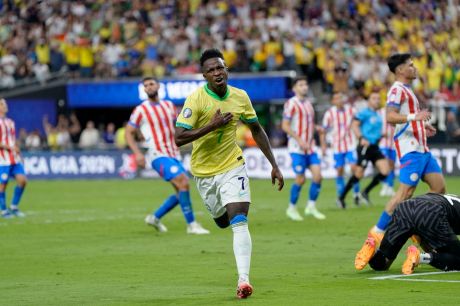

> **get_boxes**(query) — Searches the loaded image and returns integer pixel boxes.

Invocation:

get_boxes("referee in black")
[366,193,460,274]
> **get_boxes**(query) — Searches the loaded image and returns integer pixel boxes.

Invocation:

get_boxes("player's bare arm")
[281,119,309,151]
[125,124,146,168]
[247,121,284,191]
[351,119,368,146]
[316,125,327,156]
[386,106,431,124]
[175,109,232,147]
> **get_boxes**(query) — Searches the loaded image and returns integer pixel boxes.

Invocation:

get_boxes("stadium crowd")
[1,0,459,99]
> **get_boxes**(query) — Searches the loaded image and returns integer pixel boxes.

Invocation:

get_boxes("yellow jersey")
[176,84,257,177]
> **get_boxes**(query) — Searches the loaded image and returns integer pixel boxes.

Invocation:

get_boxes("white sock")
[307,200,315,209]
[232,223,251,283]
[289,203,296,209]
[420,252,432,264]
[372,225,385,233]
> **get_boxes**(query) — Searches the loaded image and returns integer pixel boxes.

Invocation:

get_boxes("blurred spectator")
[18,128,28,150]
[79,120,100,149]
[103,122,116,145]
[68,112,81,146]
[25,129,42,151]
[115,121,127,149]
[446,110,460,143]
[429,93,448,132]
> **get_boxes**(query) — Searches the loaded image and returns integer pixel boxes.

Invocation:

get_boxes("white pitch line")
[369,270,460,280]
[396,279,460,283]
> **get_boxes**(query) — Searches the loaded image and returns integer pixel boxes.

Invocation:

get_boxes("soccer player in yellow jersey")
[175,49,284,299]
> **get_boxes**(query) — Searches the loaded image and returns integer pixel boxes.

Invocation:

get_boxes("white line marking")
[396,279,460,283]
[370,271,460,281]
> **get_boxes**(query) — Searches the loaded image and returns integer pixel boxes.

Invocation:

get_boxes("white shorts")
[195,165,251,219]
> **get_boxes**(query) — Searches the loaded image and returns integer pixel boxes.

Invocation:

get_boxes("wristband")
[406,114,416,122]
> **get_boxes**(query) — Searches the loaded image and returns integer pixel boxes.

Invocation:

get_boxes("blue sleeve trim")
[283,115,292,120]
[128,121,139,128]
[240,116,258,123]
[175,122,193,129]
[387,102,400,109]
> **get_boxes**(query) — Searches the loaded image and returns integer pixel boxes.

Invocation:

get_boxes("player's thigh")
[307,153,321,182]
[12,164,27,186]
[219,165,251,217]
[290,153,307,176]
[422,155,445,193]
[195,175,226,219]
[152,157,187,182]
[0,165,11,190]
[398,152,426,186]
[374,158,390,176]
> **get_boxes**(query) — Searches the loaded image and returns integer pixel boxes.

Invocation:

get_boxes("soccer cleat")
[1,210,13,219]
[10,208,25,218]
[145,215,168,232]
[357,192,370,205]
[336,198,346,209]
[386,187,395,197]
[402,245,420,275]
[236,282,253,299]
[355,237,376,270]
[353,193,360,206]
[368,228,384,246]
[305,206,326,220]
[186,222,210,235]
[286,206,304,221]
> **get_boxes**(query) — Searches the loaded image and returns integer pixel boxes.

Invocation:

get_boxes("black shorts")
[380,198,458,259]
[356,144,385,168]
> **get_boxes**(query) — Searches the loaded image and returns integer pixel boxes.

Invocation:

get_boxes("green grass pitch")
[1,177,460,305]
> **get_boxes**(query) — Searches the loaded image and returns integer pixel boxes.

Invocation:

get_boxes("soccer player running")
[355,53,446,270]
[175,49,284,299]
[378,107,396,197]
[282,77,326,221]
[361,193,460,274]
[320,92,360,203]
[0,98,27,218]
[125,77,209,235]
[336,92,390,209]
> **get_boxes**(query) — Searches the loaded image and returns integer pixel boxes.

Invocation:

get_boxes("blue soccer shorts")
[333,151,357,168]
[399,152,442,186]
[380,148,397,162]
[151,157,187,181]
[290,152,321,175]
[0,163,26,185]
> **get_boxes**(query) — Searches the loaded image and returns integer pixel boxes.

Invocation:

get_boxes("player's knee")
[17,177,27,187]
[312,174,322,183]
[433,185,446,194]
[296,176,306,186]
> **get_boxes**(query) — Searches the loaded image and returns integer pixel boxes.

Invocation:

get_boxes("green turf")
[1,177,459,305]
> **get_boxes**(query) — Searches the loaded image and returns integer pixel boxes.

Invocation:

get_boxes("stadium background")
[1,1,460,305]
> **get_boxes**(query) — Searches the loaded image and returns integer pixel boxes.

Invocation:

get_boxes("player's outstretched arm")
[247,121,284,191]
[175,109,232,147]
[386,107,431,124]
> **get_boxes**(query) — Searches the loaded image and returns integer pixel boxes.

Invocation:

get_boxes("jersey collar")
[205,84,230,101]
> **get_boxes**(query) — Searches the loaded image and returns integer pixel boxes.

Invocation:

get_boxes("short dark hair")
[200,48,224,67]
[142,76,158,83]
[387,53,412,73]
[291,76,308,88]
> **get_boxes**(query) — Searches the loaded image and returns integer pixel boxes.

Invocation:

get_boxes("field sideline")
[1,177,459,305]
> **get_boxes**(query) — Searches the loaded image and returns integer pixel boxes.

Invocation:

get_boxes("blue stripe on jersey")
[393,122,410,140]
[387,102,400,108]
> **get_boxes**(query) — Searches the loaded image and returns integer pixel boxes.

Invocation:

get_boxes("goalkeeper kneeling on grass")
[355,193,460,274]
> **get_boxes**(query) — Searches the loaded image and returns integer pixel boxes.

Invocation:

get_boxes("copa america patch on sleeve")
[183,108,192,118]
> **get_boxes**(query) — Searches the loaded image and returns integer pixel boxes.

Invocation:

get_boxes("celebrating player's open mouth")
[214,76,225,86]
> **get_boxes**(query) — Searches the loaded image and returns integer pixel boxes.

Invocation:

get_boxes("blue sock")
[309,182,321,201]
[386,171,395,187]
[230,214,247,226]
[0,192,5,211]
[376,211,392,231]
[336,176,345,196]
[353,182,360,194]
[290,184,302,205]
[154,194,179,219]
[11,186,25,207]
[178,191,195,224]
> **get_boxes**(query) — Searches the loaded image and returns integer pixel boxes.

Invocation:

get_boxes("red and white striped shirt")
[378,108,395,149]
[0,117,21,166]
[283,96,316,154]
[386,81,428,159]
[129,100,180,160]
[322,104,355,153]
